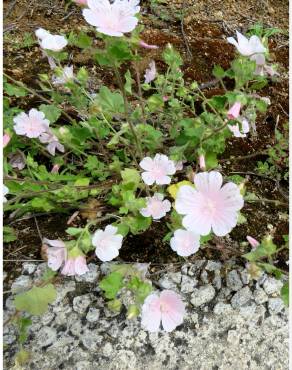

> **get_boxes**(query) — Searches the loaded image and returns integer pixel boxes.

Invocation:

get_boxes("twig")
[180,1,193,59]
[245,198,288,207]
[219,151,268,162]
[34,216,43,243]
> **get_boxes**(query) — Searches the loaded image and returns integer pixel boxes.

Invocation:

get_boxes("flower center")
[205,198,216,215]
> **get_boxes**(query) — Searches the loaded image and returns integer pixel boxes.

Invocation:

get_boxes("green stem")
[4,73,75,125]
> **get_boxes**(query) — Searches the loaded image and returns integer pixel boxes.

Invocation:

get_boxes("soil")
[3,0,289,282]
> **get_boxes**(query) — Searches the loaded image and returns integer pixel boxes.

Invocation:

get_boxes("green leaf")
[121,168,141,190]
[99,272,123,299]
[69,31,92,48]
[107,299,122,312]
[97,86,125,113]
[127,276,153,304]
[205,152,218,169]
[108,39,133,62]
[14,284,57,315]
[66,227,83,236]
[250,79,268,90]
[15,349,30,366]
[39,104,61,124]
[4,83,27,97]
[281,282,289,306]
[18,317,32,344]
[147,94,164,112]
[30,197,54,212]
[126,214,152,234]
[3,226,17,243]
[212,65,225,79]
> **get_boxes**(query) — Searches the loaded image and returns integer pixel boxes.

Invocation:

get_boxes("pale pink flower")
[141,290,185,332]
[35,28,51,40]
[40,35,67,52]
[74,0,88,5]
[144,61,156,83]
[43,238,67,271]
[163,96,169,102]
[228,118,249,138]
[227,102,241,120]
[83,0,140,37]
[3,185,9,203]
[199,154,206,170]
[174,161,184,171]
[39,131,65,156]
[140,193,171,220]
[92,225,123,262]
[61,256,89,276]
[3,134,11,148]
[175,171,244,236]
[8,153,26,170]
[170,229,200,257]
[52,66,74,85]
[227,31,266,57]
[13,109,50,138]
[139,40,159,50]
[246,235,260,249]
[140,154,176,186]
[51,164,60,174]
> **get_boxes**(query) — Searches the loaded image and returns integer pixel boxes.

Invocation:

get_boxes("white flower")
[35,28,51,40]
[39,131,65,156]
[170,229,200,257]
[175,171,244,237]
[144,61,156,83]
[3,185,9,203]
[53,66,74,85]
[227,31,266,57]
[228,118,250,138]
[13,109,50,138]
[139,154,176,186]
[92,225,123,262]
[35,28,67,52]
[140,193,171,220]
[83,0,140,37]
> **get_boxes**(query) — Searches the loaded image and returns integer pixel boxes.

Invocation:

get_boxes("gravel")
[3,259,288,370]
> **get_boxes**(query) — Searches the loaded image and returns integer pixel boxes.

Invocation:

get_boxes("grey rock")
[188,260,204,276]
[41,312,55,326]
[231,287,253,308]
[213,271,222,290]
[86,308,100,323]
[73,294,92,315]
[181,275,198,293]
[268,298,285,314]
[11,275,31,293]
[168,272,182,284]
[3,334,16,345]
[22,262,36,275]
[205,261,222,271]
[75,361,94,370]
[213,302,233,315]
[263,277,283,295]
[240,269,250,285]
[227,329,240,345]
[191,284,216,307]
[158,276,177,290]
[253,288,269,304]
[81,331,103,351]
[36,327,57,347]
[75,263,100,284]
[226,270,243,291]
[103,342,113,357]
[200,270,209,284]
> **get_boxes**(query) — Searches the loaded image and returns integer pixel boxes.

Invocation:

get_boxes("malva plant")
[3,0,287,343]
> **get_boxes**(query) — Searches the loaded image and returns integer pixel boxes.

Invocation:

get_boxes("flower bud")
[127,304,140,319]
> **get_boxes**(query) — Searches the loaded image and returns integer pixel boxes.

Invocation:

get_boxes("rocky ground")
[3,259,288,370]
